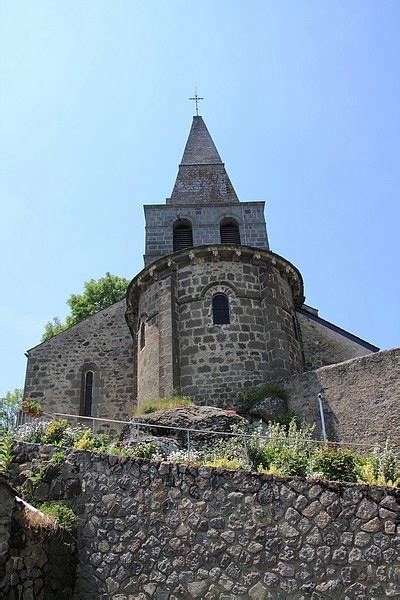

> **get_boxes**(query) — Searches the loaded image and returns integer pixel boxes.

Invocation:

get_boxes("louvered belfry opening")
[212,293,230,325]
[220,218,240,244]
[173,219,193,252]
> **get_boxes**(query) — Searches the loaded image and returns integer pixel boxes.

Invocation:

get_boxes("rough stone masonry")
[10,443,400,600]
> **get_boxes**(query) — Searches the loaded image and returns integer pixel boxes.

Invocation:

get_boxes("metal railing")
[49,412,374,453]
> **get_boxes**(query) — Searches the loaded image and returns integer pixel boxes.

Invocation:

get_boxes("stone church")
[24,115,388,439]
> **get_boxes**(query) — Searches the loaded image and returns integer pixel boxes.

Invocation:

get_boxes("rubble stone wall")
[297,311,375,370]
[144,202,268,265]
[0,478,76,599]
[282,348,400,449]
[11,443,400,600]
[24,300,134,420]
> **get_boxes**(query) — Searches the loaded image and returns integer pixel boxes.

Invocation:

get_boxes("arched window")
[212,293,230,325]
[83,371,93,417]
[292,314,300,341]
[173,219,193,252]
[140,322,146,350]
[220,218,240,244]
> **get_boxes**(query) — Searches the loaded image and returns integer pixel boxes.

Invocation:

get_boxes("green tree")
[42,273,129,341]
[0,388,23,431]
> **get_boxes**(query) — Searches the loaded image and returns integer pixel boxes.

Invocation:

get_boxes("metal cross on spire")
[189,88,204,116]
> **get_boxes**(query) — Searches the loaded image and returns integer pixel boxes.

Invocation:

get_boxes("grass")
[38,501,77,534]
[240,382,288,408]
[133,395,193,416]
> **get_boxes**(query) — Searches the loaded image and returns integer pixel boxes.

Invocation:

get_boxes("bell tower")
[143,115,269,265]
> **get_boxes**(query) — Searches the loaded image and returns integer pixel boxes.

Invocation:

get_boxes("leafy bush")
[15,421,47,444]
[73,430,111,452]
[74,430,95,451]
[269,412,298,429]
[133,395,193,416]
[311,446,359,483]
[202,457,244,470]
[240,382,288,408]
[358,440,400,487]
[0,431,14,473]
[43,420,70,445]
[371,439,399,483]
[38,502,77,534]
[51,450,66,467]
[128,442,160,460]
[168,449,201,464]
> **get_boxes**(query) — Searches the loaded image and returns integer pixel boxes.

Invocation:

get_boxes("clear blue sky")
[1,1,399,396]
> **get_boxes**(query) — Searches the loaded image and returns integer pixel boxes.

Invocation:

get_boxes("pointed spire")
[180,116,223,165]
[169,116,239,205]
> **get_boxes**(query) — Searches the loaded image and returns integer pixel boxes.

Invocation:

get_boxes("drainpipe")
[318,391,328,443]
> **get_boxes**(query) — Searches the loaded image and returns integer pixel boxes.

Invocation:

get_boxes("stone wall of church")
[131,248,304,408]
[297,310,375,370]
[144,202,268,265]
[177,260,303,407]
[281,348,400,450]
[24,300,134,421]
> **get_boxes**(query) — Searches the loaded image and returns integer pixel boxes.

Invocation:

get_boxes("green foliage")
[248,422,312,477]
[23,399,43,417]
[51,449,66,467]
[240,382,288,408]
[42,317,68,341]
[270,412,298,429]
[358,440,400,487]
[38,502,77,534]
[0,388,23,431]
[371,439,399,483]
[202,457,244,470]
[30,464,47,486]
[43,420,70,445]
[73,430,111,452]
[42,272,129,341]
[133,395,194,415]
[311,446,359,483]
[127,442,160,460]
[0,431,14,473]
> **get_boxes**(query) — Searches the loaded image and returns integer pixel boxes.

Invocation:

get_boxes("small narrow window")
[292,315,300,341]
[212,293,230,325]
[220,218,240,244]
[173,219,193,252]
[140,322,146,350]
[84,371,93,417]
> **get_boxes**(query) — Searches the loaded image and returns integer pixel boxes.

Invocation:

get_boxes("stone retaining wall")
[0,476,76,599]
[281,348,400,449]
[11,443,400,599]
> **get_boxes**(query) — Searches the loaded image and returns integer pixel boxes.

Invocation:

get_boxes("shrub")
[266,420,316,457]
[270,412,298,429]
[311,446,359,483]
[128,442,160,460]
[73,430,95,451]
[38,502,77,534]
[51,450,66,467]
[168,449,201,464]
[0,431,14,473]
[371,439,399,483]
[271,448,308,477]
[15,421,47,444]
[43,420,70,445]
[202,457,244,470]
[133,395,193,416]
[358,441,400,487]
[240,382,288,408]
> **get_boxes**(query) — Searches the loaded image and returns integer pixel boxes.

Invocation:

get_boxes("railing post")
[187,430,191,460]
[243,433,250,467]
